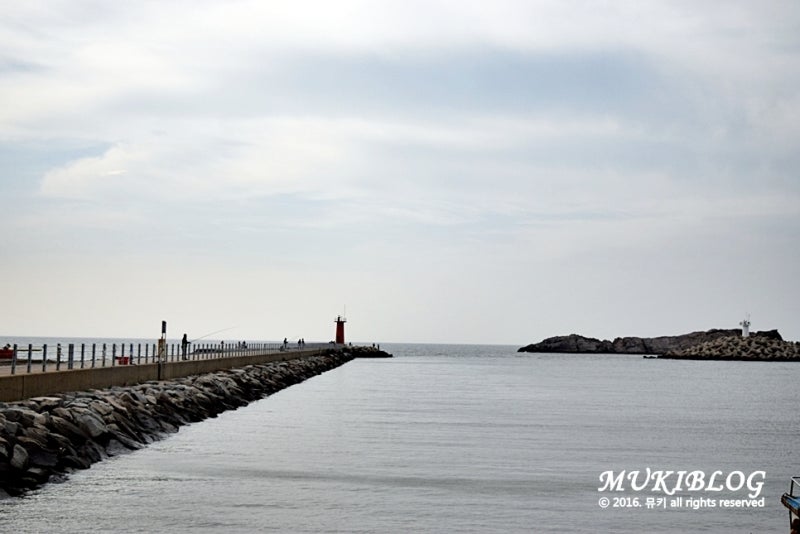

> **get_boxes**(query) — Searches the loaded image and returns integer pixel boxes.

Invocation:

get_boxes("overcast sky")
[1,1,798,344]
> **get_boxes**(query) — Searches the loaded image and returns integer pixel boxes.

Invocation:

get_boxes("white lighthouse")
[739,314,751,338]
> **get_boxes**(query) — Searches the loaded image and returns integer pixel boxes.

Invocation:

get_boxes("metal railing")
[1,340,337,375]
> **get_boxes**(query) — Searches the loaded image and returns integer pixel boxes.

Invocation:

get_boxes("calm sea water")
[0,343,796,533]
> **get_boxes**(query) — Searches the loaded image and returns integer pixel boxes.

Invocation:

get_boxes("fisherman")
[181,334,189,360]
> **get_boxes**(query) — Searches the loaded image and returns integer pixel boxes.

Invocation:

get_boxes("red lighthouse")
[335,315,346,345]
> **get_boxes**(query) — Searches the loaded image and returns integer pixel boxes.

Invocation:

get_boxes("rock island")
[518,328,799,361]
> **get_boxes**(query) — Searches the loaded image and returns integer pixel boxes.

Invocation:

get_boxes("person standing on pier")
[181,334,189,360]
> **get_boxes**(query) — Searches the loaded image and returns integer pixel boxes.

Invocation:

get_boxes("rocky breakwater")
[661,335,800,361]
[348,345,392,358]
[0,349,369,497]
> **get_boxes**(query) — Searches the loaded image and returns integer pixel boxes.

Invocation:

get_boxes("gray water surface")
[0,344,794,533]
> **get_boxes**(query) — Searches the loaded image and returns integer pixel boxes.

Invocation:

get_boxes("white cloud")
[40,144,143,199]
[37,121,354,204]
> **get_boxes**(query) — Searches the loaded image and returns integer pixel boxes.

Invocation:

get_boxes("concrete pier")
[0,346,332,403]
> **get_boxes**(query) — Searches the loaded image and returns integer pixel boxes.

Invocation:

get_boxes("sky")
[1,1,798,345]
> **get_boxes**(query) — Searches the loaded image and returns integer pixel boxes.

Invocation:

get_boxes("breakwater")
[0,349,373,497]
[1,344,363,402]
[661,335,800,361]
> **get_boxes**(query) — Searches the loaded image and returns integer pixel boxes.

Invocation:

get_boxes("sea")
[0,342,796,533]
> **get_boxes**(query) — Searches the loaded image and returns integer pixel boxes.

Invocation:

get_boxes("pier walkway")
[0,340,342,402]
[0,341,331,376]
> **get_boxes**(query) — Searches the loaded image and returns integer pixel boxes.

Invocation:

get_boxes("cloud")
[40,144,140,199]
[1,1,799,341]
[37,120,355,204]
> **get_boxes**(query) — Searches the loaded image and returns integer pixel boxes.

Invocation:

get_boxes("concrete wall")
[0,348,327,402]
[158,349,314,380]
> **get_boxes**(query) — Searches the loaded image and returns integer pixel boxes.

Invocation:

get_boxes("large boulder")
[10,444,28,470]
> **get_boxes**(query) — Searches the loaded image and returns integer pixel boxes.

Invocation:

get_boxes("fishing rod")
[188,326,237,343]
